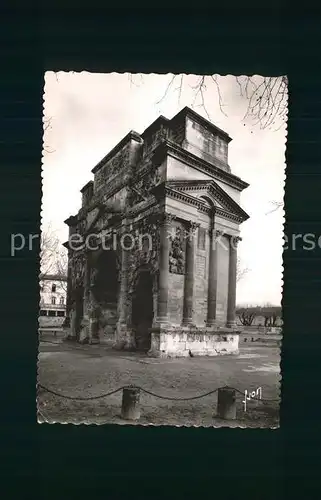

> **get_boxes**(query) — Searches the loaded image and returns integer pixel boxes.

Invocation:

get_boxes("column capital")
[189,220,200,232]
[189,220,201,232]
[229,235,242,248]
[159,212,176,225]
[184,220,200,240]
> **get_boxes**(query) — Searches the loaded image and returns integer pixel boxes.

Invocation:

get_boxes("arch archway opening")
[132,270,154,352]
[92,250,119,306]
[90,250,120,340]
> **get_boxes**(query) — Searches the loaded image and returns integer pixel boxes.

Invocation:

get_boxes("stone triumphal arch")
[64,106,249,357]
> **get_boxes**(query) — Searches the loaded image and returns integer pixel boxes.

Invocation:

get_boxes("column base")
[113,322,136,350]
[79,316,90,344]
[181,319,196,327]
[148,326,240,358]
[152,317,170,330]
[64,332,77,342]
[226,321,237,329]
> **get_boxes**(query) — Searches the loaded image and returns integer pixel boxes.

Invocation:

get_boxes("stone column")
[82,253,90,316]
[70,307,77,339]
[206,229,222,327]
[80,252,93,343]
[155,212,174,325]
[226,236,240,328]
[115,218,133,349]
[182,221,199,326]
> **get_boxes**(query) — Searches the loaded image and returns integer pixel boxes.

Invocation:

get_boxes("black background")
[1,6,321,498]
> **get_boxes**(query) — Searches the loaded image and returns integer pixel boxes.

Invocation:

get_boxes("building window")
[51,296,56,305]
[57,310,65,317]
[51,284,56,293]
[39,310,47,316]
[48,310,55,317]
[60,296,64,305]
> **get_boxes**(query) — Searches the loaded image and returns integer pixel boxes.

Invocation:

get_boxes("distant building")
[39,274,67,335]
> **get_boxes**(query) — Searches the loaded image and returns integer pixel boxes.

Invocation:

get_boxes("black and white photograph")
[37,72,287,427]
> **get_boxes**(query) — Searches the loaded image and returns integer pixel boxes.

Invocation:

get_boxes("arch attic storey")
[63,106,249,357]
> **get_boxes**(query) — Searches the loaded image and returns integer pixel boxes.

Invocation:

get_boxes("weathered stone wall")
[143,125,168,158]
[101,186,128,213]
[167,273,184,325]
[99,304,117,344]
[193,228,209,327]
[216,234,229,325]
[151,329,239,358]
[94,143,131,194]
[167,156,212,182]
[184,117,229,166]
[169,117,186,145]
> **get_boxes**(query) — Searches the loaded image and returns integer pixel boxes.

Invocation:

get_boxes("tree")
[40,224,68,291]
[129,73,288,132]
[236,304,282,327]
[236,305,260,326]
[261,304,282,327]
[236,257,250,283]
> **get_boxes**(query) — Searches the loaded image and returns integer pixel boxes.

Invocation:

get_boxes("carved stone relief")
[95,146,131,192]
[128,215,161,293]
[128,163,162,206]
[70,252,86,292]
[169,226,185,275]
[143,126,168,158]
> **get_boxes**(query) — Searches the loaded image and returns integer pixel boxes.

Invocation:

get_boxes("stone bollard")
[121,386,141,421]
[216,387,237,420]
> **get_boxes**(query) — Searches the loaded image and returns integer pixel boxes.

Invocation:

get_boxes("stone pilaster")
[182,221,199,326]
[206,229,222,327]
[154,212,175,325]
[226,236,241,328]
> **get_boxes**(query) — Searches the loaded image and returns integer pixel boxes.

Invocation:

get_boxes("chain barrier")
[37,383,279,403]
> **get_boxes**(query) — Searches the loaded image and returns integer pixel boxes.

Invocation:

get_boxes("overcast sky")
[42,72,286,306]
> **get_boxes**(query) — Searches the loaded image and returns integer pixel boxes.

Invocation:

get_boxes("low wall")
[238,325,282,334]
[150,327,239,358]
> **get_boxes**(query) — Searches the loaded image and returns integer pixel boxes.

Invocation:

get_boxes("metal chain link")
[37,383,280,403]
[37,383,123,401]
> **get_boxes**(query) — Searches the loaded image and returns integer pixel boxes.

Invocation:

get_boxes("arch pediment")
[165,179,249,223]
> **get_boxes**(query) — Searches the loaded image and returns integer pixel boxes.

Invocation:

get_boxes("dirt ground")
[37,338,281,428]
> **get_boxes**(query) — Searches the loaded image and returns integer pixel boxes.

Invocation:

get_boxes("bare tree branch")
[42,116,55,154]
[128,73,144,88]
[239,76,288,130]
[140,73,288,132]
[236,257,250,283]
[156,75,178,105]
[40,225,68,291]
[265,200,283,215]
[210,75,228,117]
